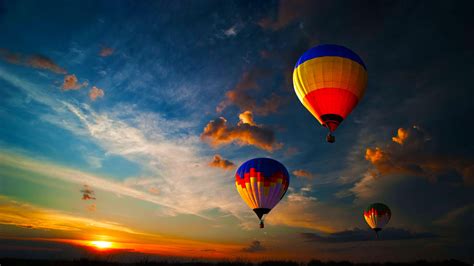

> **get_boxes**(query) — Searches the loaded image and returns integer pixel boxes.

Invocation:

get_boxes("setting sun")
[90,241,113,250]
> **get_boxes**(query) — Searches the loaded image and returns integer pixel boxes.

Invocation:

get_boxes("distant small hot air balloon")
[293,44,368,143]
[235,158,290,228]
[364,203,391,239]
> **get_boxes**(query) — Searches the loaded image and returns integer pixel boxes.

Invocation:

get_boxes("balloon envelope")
[235,158,290,227]
[293,44,368,133]
[364,203,391,231]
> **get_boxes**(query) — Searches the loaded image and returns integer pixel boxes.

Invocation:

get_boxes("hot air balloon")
[364,203,391,239]
[293,44,368,143]
[235,158,290,228]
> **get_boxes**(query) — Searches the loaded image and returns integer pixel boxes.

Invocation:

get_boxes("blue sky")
[0,0,473,262]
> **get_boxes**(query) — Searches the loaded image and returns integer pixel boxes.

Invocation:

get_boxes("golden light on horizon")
[90,240,113,250]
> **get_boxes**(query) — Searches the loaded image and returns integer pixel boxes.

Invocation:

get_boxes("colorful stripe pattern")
[363,203,391,230]
[293,44,368,132]
[235,158,290,211]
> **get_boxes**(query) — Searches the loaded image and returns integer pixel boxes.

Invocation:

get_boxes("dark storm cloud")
[241,240,265,253]
[0,48,67,74]
[364,126,474,186]
[201,111,282,151]
[301,228,437,243]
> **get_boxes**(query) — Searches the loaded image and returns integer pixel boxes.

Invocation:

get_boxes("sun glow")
[90,240,113,250]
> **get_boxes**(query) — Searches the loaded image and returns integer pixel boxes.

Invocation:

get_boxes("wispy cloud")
[300,228,437,243]
[216,70,283,115]
[0,195,142,234]
[292,169,313,179]
[0,68,248,222]
[0,195,244,258]
[258,0,314,31]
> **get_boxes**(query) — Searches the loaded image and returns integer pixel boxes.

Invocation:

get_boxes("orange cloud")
[201,111,281,151]
[86,203,97,212]
[216,70,283,115]
[0,196,243,259]
[365,147,385,164]
[392,128,409,144]
[89,86,105,101]
[238,110,255,126]
[365,127,474,185]
[27,55,67,74]
[0,48,67,74]
[292,169,313,178]
[0,195,140,234]
[62,74,88,90]
[209,155,235,170]
[148,187,160,195]
[99,47,114,57]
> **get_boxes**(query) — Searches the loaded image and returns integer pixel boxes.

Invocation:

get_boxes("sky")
[0,0,473,263]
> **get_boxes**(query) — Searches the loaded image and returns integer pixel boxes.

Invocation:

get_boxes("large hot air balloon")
[364,203,391,239]
[235,158,290,228]
[293,44,368,143]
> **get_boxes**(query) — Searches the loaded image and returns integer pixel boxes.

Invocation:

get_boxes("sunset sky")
[0,0,473,263]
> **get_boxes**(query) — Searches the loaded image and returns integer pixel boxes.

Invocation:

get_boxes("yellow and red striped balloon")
[235,158,290,228]
[293,44,368,142]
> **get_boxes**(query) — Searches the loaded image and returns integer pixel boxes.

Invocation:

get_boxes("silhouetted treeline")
[0,258,468,266]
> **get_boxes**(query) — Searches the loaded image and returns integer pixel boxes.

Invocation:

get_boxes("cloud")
[209,155,235,170]
[258,0,315,31]
[99,47,114,57]
[363,126,474,185]
[86,203,96,212]
[80,184,96,200]
[238,110,256,126]
[0,64,249,225]
[201,111,281,151]
[292,169,313,179]
[0,196,243,259]
[434,204,474,226]
[0,48,67,74]
[216,70,283,115]
[148,187,160,195]
[241,240,265,253]
[62,74,88,90]
[89,86,104,101]
[265,192,350,233]
[27,55,67,74]
[0,195,141,234]
[300,227,437,243]
[224,25,238,37]
[392,128,409,145]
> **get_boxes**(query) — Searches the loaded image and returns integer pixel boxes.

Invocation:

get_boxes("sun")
[90,241,113,250]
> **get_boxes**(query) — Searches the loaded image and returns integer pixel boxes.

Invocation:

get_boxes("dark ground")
[0,258,469,266]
